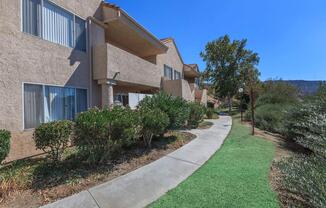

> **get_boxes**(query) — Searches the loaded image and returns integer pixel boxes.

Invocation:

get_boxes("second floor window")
[164,65,173,80]
[22,0,86,52]
[174,70,181,80]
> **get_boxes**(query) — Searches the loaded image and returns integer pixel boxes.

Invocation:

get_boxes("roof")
[160,37,184,64]
[184,64,200,78]
[101,2,120,10]
[101,1,168,52]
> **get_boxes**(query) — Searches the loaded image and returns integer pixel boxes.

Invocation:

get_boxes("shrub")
[139,91,190,130]
[257,80,299,106]
[254,104,291,134]
[0,130,11,164]
[187,102,206,128]
[108,106,141,150]
[74,108,112,163]
[140,108,169,148]
[284,97,326,157]
[74,107,141,163]
[33,120,73,163]
[277,155,326,208]
[206,108,214,119]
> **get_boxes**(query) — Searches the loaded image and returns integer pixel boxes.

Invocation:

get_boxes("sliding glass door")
[44,86,75,122]
[23,83,87,129]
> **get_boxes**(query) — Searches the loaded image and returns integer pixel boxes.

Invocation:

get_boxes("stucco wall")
[157,41,184,78]
[163,79,194,102]
[0,0,102,131]
[93,43,162,88]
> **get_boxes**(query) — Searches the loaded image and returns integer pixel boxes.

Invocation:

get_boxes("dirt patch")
[0,132,196,208]
[243,122,306,208]
[197,121,214,129]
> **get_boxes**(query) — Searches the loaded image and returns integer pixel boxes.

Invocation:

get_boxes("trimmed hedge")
[33,120,73,163]
[0,130,11,164]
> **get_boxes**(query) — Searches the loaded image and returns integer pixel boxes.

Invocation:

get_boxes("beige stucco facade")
[0,0,207,161]
[0,0,104,132]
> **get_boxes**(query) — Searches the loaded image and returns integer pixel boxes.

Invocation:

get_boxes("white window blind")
[22,0,86,51]
[42,0,74,48]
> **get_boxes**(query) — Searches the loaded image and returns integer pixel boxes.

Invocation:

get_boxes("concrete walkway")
[42,116,232,208]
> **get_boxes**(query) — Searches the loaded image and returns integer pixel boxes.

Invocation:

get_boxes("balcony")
[162,79,195,102]
[93,43,162,88]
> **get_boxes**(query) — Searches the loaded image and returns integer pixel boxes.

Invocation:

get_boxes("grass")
[150,116,279,208]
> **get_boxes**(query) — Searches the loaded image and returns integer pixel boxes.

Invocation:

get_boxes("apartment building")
[0,0,207,135]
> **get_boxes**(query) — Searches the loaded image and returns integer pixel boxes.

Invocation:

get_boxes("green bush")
[33,120,73,163]
[0,130,11,164]
[74,107,141,163]
[206,108,214,119]
[140,108,169,148]
[74,108,111,163]
[246,80,299,133]
[257,80,298,107]
[277,155,326,208]
[187,102,206,128]
[254,104,291,134]
[108,106,141,149]
[139,91,190,130]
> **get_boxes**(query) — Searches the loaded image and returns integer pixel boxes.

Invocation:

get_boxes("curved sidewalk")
[42,116,232,208]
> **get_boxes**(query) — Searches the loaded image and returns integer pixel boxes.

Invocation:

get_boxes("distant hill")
[282,80,325,96]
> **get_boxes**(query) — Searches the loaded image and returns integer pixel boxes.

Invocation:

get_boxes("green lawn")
[150,117,279,208]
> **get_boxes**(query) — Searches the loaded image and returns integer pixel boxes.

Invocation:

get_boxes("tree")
[240,66,261,135]
[200,35,259,113]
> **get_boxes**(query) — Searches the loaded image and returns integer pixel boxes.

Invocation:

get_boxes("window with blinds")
[164,65,173,80]
[22,0,86,51]
[23,83,88,129]
[174,70,181,80]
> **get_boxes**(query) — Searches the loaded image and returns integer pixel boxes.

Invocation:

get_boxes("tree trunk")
[228,94,232,113]
[250,87,255,135]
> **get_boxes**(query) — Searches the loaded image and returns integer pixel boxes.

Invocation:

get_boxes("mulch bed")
[0,131,196,208]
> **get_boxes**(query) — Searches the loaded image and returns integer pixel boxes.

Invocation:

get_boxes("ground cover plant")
[276,88,326,208]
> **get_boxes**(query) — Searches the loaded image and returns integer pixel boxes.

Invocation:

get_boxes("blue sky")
[106,0,326,81]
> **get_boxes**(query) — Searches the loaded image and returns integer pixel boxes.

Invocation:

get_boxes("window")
[24,84,44,129]
[23,83,88,129]
[22,0,41,36]
[22,0,86,51]
[164,65,173,80]
[174,70,181,80]
[75,16,86,52]
[195,78,201,87]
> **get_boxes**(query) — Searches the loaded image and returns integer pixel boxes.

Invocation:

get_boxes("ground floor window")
[23,83,87,129]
